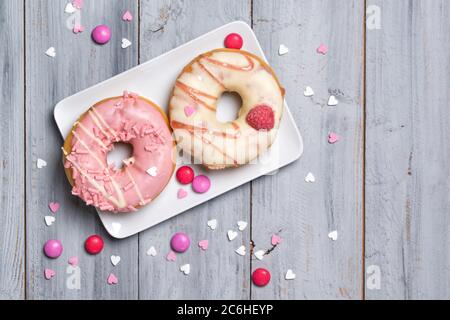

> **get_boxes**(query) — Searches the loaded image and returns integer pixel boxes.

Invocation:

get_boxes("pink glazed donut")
[62,92,175,213]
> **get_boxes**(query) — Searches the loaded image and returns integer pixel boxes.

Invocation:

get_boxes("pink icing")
[63,92,174,213]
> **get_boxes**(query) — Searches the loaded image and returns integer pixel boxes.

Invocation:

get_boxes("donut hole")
[216,91,242,123]
[107,142,134,170]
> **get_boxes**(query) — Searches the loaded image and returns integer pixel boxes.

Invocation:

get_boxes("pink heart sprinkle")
[198,240,209,251]
[184,105,196,117]
[72,0,83,9]
[317,44,328,55]
[166,251,176,262]
[44,269,55,280]
[122,10,133,22]
[328,132,340,144]
[68,256,78,266]
[271,234,282,246]
[177,188,188,199]
[49,202,60,213]
[107,273,118,285]
[73,24,84,34]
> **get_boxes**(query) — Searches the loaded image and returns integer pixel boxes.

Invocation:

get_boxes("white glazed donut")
[169,49,285,170]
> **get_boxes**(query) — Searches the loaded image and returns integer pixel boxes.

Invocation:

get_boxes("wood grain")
[138,0,252,299]
[0,0,25,300]
[251,0,365,299]
[365,0,450,299]
[25,0,139,299]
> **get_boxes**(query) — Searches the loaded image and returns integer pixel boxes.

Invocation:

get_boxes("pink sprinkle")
[72,0,83,9]
[44,268,56,280]
[122,10,133,22]
[317,44,328,55]
[73,24,84,34]
[166,251,176,262]
[177,188,188,199]
[49,202,60,213]
[271,234,282,246]
[328,132,340,144]
[184,105,196,117]
[107,273,118,285]
[68,256,78,266]
[198,240,209,251]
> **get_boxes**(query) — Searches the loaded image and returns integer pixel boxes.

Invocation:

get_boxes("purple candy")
[170,232,190,253]
[91,25,111,45]
[44,239,63,259]
[192,175,211,194]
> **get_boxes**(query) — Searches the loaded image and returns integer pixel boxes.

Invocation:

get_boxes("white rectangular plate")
[54,21,303,238]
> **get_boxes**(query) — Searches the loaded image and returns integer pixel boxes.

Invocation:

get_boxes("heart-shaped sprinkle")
[207,219,217,230]
[317,44,328,55]
[235,245,246,256]
[73,24,84,34]
[271,234,282,246]
[121,38,132,49]
[304,86,314,97]
[227,230,238,241]
[72,0,83,9]
[328,95,339,106]
[44,216,55,226]
[184,105,196,117]
[328,230,338,241]
[49,202,60,213]
[285,269,296,280]
[177,188,188,199]
[180,264,190,275]
[111,255,121,266]
[68,256,78,266]
[305,172,315,183]
[146,246,157,256]
[278,44,289,55]
[198,240,209,251]
[64,2,77,14]
[44,268,55,280]
[45,47,56,58]
[237,221,248,231]
[146,166,158,177]
[122,10,133,21]
[328,132,340,144]
[254,250,265,260]
[37,158,47,169]
[107,273,118,285]
[166,251,176,262]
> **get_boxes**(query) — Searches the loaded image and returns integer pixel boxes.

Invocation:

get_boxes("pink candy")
[91,25,111,45]
[170,232,190,253]
[192,175,211,194]
[44,239,63,259]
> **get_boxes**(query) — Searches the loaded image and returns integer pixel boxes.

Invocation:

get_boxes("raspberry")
[246,105,275,131]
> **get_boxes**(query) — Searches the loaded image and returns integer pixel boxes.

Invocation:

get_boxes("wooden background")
[0,0,448,300]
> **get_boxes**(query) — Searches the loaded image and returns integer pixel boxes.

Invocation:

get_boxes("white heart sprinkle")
[237,221,247,231]
[146,246,157,257]
[305,172,315,183]
[45,47,56,58]
[146,166,158,177]
[207,219,217,230]
[304,86,314,97]
[121,38,132,49]
[254,250,265,261]
[64,2,77,14]
[235,245,246,256]
[110,255,121,266]
[227,230,238,241]
[180,264,190,275]
[44,216,55,226]
[328,95,339,106]
[37,158,47,169]
[278,44,289,55]
[285,269,296,280]
[328,230,338,241]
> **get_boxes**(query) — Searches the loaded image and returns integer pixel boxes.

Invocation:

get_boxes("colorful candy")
[224,33,243,49]
[176,166,195,185]
[91,25,111,45]
[85,235,104,255]
[44,239,63,259]
[192,175,211,194]
[252,268,271,287]
[170,232,190,253]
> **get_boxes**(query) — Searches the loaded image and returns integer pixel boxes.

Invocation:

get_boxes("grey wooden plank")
[138,0,251,299]
[365,0,450,299]
[25,0,139,299]
[0,0,25,300]
[251,0,365,299]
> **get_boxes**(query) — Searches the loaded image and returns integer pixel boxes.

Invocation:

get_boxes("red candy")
[85,235,104,255]
[176,166,195,185]
[246,105,275,131]
[252,268,271,287]
[224,33,243,49]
